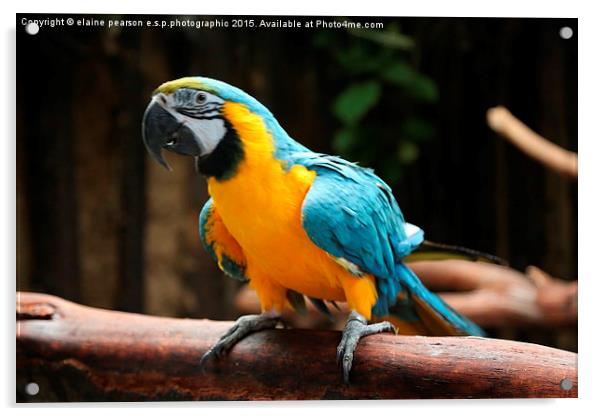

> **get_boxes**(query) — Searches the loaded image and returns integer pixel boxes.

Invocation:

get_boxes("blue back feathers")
[296,152,413,316]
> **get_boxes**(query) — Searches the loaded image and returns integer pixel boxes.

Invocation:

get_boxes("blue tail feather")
[400,263,485,336]
[374,263,486,337]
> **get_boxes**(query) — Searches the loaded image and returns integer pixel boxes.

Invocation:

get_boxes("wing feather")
[295,152,424,316]
[297,152,421,279]
[199,198,248,282]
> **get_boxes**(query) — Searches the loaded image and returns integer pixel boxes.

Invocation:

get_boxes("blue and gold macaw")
[142,76,486,383]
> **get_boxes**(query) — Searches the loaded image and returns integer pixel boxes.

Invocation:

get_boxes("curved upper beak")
[142,95,205,171]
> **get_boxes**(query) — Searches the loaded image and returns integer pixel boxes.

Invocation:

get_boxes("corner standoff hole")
[25,382,40,396]
[560,378,573,391]
[25,22,40,35]
[559,26,573,40]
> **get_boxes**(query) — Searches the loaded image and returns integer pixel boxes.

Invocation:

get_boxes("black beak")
[142,98,204,170]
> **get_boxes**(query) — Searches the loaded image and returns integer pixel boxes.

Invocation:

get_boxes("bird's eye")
[196,93,207,104]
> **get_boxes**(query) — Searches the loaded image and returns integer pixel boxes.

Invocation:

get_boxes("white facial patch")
[185,118,227,155]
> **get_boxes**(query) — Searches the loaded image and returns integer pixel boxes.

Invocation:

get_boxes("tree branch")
[17,291,577,401]
[487,106,577,178]
[409,260,578,327]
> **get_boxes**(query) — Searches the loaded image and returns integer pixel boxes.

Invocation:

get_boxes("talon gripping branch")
[142,77,485,383]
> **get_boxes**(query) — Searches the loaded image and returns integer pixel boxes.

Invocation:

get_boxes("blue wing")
[296,152,484,336]
[295,152,422,316]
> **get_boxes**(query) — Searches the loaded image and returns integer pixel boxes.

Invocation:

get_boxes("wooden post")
[17,292,577,401]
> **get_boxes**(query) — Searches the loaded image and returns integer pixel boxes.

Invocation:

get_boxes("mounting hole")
[25,22,39,35]
[25,382,39,396]
[560,378,573,391]
[559,26,573,40]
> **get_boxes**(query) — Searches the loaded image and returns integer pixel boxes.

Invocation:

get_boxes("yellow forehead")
[153,77,214,95]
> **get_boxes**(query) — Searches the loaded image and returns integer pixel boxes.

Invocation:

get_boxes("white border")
[3,0,600,414]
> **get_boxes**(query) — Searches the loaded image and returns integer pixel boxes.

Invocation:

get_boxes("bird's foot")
[200,312,281,367]
[336,311,396,384]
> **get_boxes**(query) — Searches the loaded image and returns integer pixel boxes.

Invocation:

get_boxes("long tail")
[406,240,508,266]
[385,263,486,337]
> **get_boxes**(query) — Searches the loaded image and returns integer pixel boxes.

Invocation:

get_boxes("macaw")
[142,76,486,383]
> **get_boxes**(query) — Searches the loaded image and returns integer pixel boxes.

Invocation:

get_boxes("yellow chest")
[208,153,347,301]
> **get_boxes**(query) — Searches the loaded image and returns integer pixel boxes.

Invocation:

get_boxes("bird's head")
[142,76,272,173]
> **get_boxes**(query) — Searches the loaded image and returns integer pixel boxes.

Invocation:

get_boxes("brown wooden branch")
[236,260,578,328]
[487,106,577,178]
[17,291,577,401]
[410,260,578,327]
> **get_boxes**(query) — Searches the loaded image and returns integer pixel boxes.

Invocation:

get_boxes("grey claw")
[199,313,281,368]
[199,348,215,367]
[341,351,354,384]
[336,313,396,384]
[199,343,226,367]
[336,334,347,365]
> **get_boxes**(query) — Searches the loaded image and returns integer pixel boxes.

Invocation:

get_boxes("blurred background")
[16,15,577,350]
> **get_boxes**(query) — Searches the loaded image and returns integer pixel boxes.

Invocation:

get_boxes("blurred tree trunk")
[112,31,147,312]
[19,35,82,301]
[71,48,121,310]
[538,24,575,280]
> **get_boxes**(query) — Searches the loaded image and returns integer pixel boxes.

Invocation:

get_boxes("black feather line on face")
[179,113,224,121]
[177,104,222,119]
[195,118,244,181]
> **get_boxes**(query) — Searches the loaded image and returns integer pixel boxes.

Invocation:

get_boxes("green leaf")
[333,128,357,154]
[312,30,336,48]
[380,61,414,86]
[336,46,395,75]
[381,63,439,102]
[397,141,419,164]
[380,157,403,184]
[347,27,415,50]
[407,73,439,102]
[401,118,435,142]
[335,45,374,74]
[332,81,382,125]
